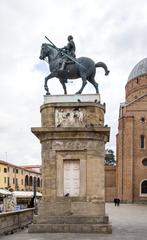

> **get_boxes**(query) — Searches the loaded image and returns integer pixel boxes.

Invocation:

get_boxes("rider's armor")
[60,35,76,70]
[66,39,76,58]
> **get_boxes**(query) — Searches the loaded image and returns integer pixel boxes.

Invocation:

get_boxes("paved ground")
[1,203,147,240]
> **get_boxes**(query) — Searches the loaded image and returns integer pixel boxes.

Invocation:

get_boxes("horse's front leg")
[44,72,56,95]
[44,76,50,95]
[62,82,67,95]
[59,78,67,95]
[75,75,87,94]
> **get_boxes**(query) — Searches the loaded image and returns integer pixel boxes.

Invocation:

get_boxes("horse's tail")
[95,62,110,75]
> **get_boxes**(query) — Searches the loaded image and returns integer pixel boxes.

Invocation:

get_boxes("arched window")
[29,176,33,186]
[142,158,147,166]
[25,175,29,186]
[141,180,147,195]
[140,135,145,149]
[140,117,145,123]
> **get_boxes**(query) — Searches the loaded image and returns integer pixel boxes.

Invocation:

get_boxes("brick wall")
[105,166,116,202]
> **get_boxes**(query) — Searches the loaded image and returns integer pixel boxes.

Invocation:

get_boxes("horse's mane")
[48,43,53,48]
[43,43,58,52]
[43,43,52,47]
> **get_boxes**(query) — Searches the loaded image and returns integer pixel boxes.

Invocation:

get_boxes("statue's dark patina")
[39,38,109,95]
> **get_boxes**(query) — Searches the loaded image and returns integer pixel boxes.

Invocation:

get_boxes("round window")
[142,158,147,166]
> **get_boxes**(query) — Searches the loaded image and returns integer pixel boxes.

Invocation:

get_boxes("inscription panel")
[64,160,80,197]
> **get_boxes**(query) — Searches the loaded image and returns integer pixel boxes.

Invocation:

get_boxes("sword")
[60,50,86,69]
[45,36,86,69]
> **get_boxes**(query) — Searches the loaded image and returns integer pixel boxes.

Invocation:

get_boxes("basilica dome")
[128,58,147,81]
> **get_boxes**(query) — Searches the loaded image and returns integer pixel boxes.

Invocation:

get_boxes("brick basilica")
[116,58,147,202]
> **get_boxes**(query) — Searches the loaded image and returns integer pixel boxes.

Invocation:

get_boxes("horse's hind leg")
[88,77,99,94]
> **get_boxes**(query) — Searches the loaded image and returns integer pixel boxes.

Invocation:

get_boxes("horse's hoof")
[46,92,50,95]
[75,92,81,95]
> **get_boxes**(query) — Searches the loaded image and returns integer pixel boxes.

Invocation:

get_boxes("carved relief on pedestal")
[55,107,86,127]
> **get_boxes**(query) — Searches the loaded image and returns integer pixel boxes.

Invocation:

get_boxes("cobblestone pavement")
[1,203,147,240]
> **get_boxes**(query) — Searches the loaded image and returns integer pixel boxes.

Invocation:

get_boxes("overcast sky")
[0,0,147,165]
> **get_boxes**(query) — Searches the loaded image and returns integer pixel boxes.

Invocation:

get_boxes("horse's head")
[39,43,49,60]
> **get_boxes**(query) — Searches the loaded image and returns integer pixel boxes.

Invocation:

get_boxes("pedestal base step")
[28,223,112,233]
[33,215,109,224]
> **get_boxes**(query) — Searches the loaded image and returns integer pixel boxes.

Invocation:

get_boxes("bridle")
[42,44,61,63]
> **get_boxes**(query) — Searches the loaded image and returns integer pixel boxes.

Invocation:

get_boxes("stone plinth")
[29,94,112,233]
[44,93,101,104]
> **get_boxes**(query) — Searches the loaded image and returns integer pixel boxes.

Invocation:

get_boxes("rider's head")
[68,35,73,41]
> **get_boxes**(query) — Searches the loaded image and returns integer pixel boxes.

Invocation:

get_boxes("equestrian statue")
[39,35,110,95]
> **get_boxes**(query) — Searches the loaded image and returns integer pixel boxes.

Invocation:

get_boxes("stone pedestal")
[29,94,112,233]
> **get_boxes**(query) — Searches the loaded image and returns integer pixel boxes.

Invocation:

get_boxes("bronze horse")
[39,43,109,95]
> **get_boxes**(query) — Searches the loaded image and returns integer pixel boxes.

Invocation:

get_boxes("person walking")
[114,198,117,206]
[117,198,120,206]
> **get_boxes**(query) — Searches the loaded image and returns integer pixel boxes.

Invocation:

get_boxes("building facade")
[21,165,41,173]
[105,165,116,201]
[116,58,147,202]
[0,160,42,192]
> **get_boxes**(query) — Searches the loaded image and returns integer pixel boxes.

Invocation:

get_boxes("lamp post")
[33,177,37,212]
